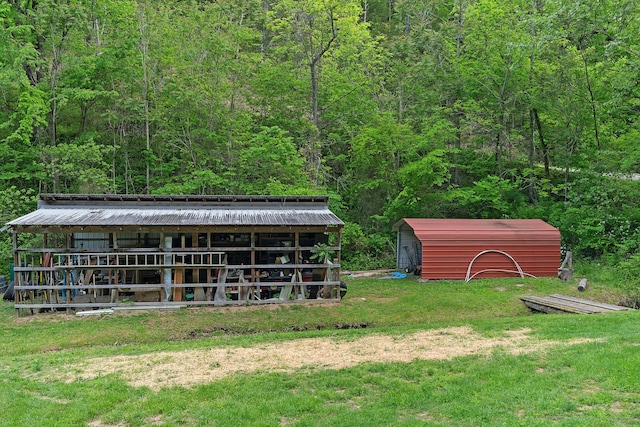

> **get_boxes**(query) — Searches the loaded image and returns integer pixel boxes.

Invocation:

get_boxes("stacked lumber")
[521,294,631,314]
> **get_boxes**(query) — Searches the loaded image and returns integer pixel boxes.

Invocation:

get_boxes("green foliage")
[309,242,334,263]
[445,175,527,219]
[3,0,640,274]
[154,169,228,195]
[611,127,640,173]
[0,186,38,275]
[346,113,433,228]
[348,114,411,194]
[38,137,113,193]
[233,126,311,195]
[1,86,49,147]
[549,176,640,260]
[340,222,395,271]
[397,149,450,193]
[617,255,640,308]
[0,3,48,149]
[381,149,451,221]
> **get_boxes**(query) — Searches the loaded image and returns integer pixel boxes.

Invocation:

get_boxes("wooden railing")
[13,249,341,313]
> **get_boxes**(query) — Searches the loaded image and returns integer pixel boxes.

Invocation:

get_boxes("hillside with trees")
[2,0,640,273]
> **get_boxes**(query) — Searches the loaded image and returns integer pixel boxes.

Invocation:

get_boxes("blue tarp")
[378,271,407,279]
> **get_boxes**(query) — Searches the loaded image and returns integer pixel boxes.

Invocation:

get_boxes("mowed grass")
[0,272,639,426]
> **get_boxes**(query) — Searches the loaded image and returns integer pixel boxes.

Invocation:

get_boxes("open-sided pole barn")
[5,194,343,315]
[394,218,561,280]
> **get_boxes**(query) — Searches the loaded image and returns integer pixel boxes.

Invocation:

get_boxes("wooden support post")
[12,230,21,316]
[163,234,172,302]
[334,229,342,299]
[134,233,141,286]
[294,232,304,299]
[336,229,342,269]
[173,263,184,302]
[558,251,573,281]
[64,254,72,311]
[66,234,72,313]
[206,233,212,301]
[214,256,228,302]
[192,232,202,300]
[171,235,185,302]
[250,232,257,300]
[110,232,119,304]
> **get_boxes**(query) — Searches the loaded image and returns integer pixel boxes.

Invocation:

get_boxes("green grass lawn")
[1,272,639,426]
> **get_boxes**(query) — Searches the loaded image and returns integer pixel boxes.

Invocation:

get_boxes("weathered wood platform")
[521,294,632,314]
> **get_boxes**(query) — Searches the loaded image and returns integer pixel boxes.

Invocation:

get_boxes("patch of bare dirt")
[341,269,394,278]
[38,326,598,391]
[87,420,126,427]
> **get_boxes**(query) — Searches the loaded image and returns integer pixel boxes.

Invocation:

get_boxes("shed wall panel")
[395,223,422,271]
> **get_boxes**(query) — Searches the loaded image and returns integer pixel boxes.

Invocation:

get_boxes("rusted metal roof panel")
[37,193,329,206]
[7,194,343,230]
[395,219,561,279]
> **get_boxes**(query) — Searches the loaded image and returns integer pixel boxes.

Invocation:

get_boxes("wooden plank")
[111,305,183,311]
[521,296,597,314]
[14,297,340,311]
[548,294,631,311]
[173,266,184,302]
[193,287,206,301]
[134,290,161,302]
[76,309,114,316]
[521,295,632,314]
[521,299,574,314]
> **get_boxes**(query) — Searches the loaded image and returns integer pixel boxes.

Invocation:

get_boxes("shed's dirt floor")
[41,326,596,390]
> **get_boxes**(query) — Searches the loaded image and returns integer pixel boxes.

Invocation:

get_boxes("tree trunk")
[582,54,601,150]
[261,0,270,53]
[528,1,537,203]
[310,61,319,129]
[305,8,337,185]
[528,109,536,203]
[533,109,549,178]
[451,0,465,186]
[496,131,503,176]
[139,10,151,194]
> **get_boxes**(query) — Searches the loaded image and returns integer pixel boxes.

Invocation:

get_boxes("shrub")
[340,222,395,271]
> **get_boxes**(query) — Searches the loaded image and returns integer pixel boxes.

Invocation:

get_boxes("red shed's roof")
[397,218,558,239]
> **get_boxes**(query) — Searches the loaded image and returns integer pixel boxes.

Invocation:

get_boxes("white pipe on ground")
[465,250,537,282]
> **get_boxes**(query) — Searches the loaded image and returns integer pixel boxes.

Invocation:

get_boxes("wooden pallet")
[521,294,632,314]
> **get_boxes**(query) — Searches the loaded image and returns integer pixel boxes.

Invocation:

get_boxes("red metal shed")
[393,219,561,280]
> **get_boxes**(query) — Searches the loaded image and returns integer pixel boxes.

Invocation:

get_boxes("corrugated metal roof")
[395,218,561,279]
[37,193,328,206]
[7,194,343,229]
[394,218,558,235]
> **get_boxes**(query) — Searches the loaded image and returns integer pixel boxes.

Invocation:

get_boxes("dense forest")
[2,0,640,273]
